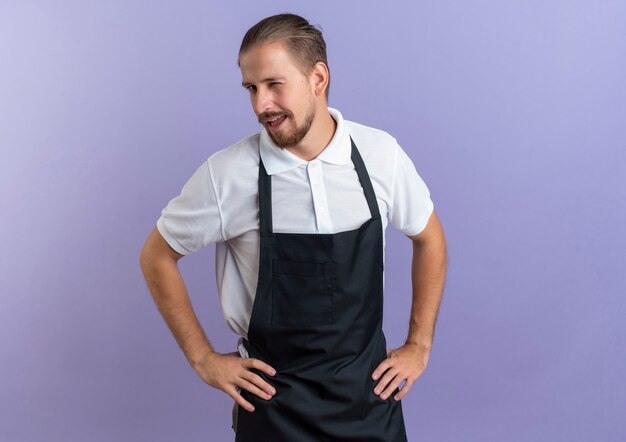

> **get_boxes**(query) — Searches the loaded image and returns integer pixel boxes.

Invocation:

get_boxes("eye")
[246,85,256,93]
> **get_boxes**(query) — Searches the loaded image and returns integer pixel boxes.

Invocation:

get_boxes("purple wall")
[1,1,624,441]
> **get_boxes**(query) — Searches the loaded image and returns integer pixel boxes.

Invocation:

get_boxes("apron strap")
[259,159,273,235]
[349,135,381,220]
[258,134,380,235]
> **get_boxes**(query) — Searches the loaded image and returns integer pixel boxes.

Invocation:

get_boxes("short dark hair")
[238,13,330,99]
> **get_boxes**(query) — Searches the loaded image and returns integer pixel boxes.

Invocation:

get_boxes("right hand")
[193,350,277,412]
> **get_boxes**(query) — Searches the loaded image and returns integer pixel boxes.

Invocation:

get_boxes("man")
[140,13,446,441]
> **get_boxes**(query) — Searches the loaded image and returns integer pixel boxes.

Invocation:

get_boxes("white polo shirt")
[156,107,434,355]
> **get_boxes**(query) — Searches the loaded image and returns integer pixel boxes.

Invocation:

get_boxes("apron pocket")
[271,259,333,327]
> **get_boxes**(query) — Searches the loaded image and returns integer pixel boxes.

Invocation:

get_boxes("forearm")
[405,233,447,351]
[140,254,214,368]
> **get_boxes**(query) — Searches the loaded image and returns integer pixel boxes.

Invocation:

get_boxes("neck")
[287,107,337,161]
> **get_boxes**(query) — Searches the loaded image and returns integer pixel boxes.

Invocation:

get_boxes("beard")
[266,103,316,149]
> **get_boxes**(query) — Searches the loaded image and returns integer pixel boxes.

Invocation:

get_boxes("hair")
[238,13,330,100]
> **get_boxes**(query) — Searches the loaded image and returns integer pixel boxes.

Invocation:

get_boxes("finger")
[380,374,405,400]
[238,377,273,401]
[374,367,399,396]
[241,370,277,396]
[226,387,255,412]
[371,358,391,381]
[394,378,415,401]
[245,358,277,377]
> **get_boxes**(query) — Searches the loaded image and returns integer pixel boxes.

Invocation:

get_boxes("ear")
[310,61,329,97]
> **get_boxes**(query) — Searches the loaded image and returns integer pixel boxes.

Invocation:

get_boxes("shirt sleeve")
[388,140,435,237]
[156,160,225,255]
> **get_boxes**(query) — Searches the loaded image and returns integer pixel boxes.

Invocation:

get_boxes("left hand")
[371,343,430,401]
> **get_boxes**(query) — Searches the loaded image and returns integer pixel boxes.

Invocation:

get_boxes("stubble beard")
[268,104,316,149]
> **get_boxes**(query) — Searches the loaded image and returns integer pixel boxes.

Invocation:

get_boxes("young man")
[140,13,446,441]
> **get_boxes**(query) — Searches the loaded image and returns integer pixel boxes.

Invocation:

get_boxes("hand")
[371,343,429,401]
[193,350,277,412]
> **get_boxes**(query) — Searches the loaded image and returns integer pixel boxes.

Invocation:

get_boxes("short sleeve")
[156,160,225,255]
[388,141,435,237]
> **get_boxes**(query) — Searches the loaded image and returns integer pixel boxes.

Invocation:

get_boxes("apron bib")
[235,136,408,442]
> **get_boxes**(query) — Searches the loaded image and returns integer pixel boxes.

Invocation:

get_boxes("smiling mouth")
[266,115,287,129]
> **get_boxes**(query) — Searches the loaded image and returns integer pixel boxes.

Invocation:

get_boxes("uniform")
[156,107,434,439]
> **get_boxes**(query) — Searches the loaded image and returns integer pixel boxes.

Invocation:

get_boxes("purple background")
[1,1,624,441]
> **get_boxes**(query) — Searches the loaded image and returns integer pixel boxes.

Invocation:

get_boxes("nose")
[251,86,274,117]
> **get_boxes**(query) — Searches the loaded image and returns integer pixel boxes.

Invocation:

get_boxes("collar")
[259,106,351,175]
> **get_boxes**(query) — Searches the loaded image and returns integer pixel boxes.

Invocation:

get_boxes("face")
[240,42,317,148]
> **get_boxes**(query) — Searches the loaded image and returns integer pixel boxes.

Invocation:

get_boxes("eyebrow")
[241,76,286,88]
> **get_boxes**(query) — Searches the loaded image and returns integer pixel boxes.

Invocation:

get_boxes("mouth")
[265,115,287,131]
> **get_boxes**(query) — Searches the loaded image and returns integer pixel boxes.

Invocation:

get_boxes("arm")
[139,226,277,412]
[406,209,447,352]
[371,210,447,400]
[139,226,212,366]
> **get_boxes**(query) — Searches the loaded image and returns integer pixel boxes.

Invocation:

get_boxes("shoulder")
[344,119,398,147]
[343,119,399,171]
[206,132,260,172]
[203,132,260,208]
